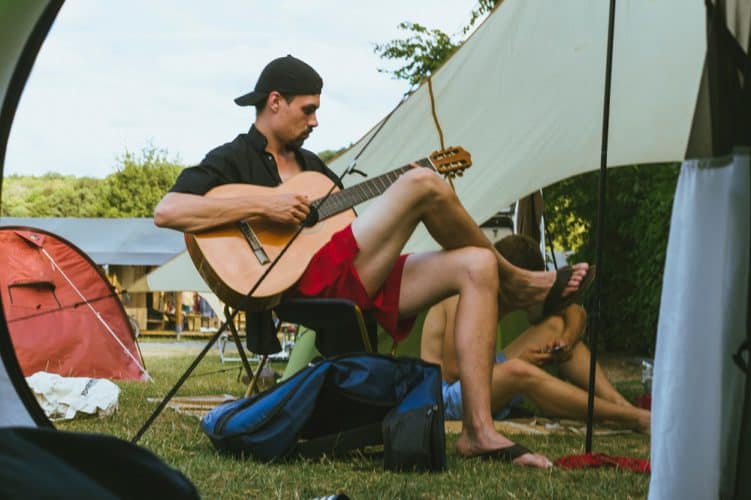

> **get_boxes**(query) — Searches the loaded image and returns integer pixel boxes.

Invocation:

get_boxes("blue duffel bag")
[201,353,446,472]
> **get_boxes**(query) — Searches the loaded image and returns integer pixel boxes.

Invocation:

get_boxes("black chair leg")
[244,355,268,398]
[224,306,254,383]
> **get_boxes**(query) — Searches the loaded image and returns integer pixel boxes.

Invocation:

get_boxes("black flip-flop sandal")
[541,264,597,318]
[475,443,532,462]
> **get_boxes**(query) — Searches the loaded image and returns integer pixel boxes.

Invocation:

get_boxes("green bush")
[1,147,183,218]
[98,147,183,217]
[544,163,680,355]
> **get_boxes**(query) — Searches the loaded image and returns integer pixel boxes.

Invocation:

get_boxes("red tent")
[0,227,148,381]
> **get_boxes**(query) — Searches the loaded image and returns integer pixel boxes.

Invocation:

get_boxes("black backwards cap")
[234,55,323,106]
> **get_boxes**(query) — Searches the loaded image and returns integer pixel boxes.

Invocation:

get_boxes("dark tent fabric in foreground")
[0,427,199,500]
[0,227,148,381]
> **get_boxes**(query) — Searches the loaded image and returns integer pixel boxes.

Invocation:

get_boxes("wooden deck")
[139,329,222,339]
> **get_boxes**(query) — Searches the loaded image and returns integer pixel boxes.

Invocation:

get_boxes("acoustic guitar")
[185,146,471,310]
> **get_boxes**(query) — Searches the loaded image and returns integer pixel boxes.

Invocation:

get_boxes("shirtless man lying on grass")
[421,234,651,434]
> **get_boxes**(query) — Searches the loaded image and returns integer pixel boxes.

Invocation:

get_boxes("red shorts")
[291,224,415,342]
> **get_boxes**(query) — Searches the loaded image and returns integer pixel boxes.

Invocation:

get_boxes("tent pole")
[132,318,231,443]
[585,0,616,453]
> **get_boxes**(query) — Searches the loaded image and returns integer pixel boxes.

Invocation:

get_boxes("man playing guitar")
[154,55,591,468]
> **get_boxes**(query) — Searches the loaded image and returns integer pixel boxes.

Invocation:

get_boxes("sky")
[6,1,480,178]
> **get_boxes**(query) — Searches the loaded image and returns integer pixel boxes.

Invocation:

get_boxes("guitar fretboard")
[314,158,433,220]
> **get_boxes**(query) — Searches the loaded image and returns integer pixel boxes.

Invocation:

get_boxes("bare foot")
[498,260,590,311]
[456,429,553,468]
[636,409,651,434]
[614,397,636,408]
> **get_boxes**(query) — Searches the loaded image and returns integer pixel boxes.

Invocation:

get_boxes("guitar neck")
[314,157,433,220]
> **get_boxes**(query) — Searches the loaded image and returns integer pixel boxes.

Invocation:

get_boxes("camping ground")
[57,343,650,499]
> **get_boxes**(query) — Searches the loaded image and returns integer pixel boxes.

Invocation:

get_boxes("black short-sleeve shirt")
[170,125,341,194]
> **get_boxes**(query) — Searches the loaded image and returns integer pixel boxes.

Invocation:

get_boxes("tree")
[544,165,679,354]
[98,147,183,217]
[35,176,104,217]
[374,23,460,89]
[374,1,499,88]
[1,147,184,218]
[318,145,351,165]
[1,173,104,217]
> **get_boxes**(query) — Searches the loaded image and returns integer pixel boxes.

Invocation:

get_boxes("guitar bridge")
[237,221,270,265]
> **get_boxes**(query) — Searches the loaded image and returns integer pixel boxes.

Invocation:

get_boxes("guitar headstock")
[428,146,472,181]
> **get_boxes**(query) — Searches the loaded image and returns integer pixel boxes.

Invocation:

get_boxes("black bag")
[201,353,446,472]
[383,404,445,472]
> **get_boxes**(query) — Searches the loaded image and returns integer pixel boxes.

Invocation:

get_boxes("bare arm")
[548,304,587,362]
[153,191,310,233]
[559,304,586,346]
[503,309,580,365]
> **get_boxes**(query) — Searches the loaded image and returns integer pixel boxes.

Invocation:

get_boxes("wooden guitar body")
[185,171,355,310]
[184,146,471,311]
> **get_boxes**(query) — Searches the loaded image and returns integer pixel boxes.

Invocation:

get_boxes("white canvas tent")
[328,0,706,253]
[128,250,224,318]
[129,251,210,293]
[0,1,749,498]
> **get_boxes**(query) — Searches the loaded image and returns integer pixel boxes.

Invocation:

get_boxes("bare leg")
[394,249,549,467]
[349,171,551,467]
[500,315,568,360]
[351,168,588,310]
[492,359,650,433]
[499,314,631,407]
[558,343,633,407]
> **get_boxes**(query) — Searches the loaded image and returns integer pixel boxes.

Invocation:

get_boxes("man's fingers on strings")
[294,193,310,205]
[293,208,308,223]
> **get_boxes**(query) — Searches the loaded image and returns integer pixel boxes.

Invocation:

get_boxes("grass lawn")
[56,348,650,499]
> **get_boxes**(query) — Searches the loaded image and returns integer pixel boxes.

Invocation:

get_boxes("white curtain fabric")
[0,360,35,427]
[649,152,750,499]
